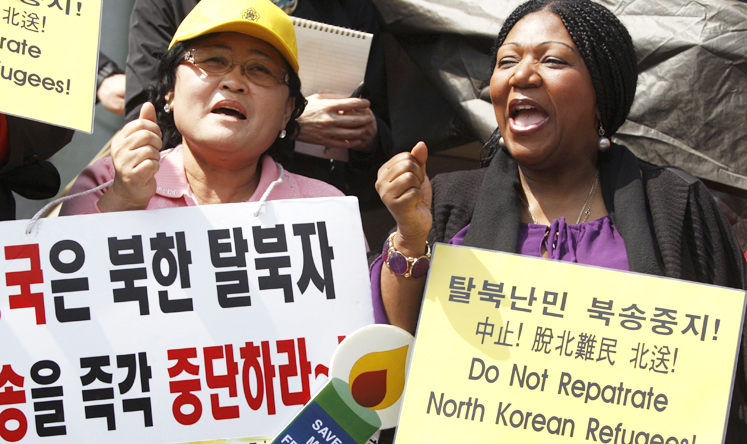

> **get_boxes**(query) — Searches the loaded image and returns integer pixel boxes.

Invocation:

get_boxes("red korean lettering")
[168,348,202,425]
[5,244,45,324]
[204,345,239,420]
[0,365,27,442]
[239,341,276,415]
[277,339,311,407]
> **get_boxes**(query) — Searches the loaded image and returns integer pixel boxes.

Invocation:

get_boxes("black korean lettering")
[80,356,115,430]
[122,398,153,427]
[50,240,90,323]
[82,389,115,430]
[30,360,60,385]
[117,353,152,395]
[175,232,191,288]
[208,228,248,268]
[158,289,192,313]
[150,232,192,288]
[619,304,646,330]
[256,257,293,303]
[216,270,251,308]
[209,228,251,308]
[80,356,113,385]
[253,225,293,302]
[151,233,178,286]
[110,268,149,315]
[108,236,144,266]
[151,232,194,313]
[30,360,65,437]
[650,307,677,335]
[449,276,476,304]
[109,236,149,315]
[253,225,288,253]
[587,298,615,326]
[49,240,84,272]
[477,280,504,307]
[541,291,567,318]
[509,286,537,313]
[117,353,153,427]
[681,314,710,341]
[47,0,71,14]
[293,222,335,299]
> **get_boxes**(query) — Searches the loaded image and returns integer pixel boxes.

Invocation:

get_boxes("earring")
[597,125,611,151]
[498,136,506,148]
[164,103,171,113]
[279,129,287,139]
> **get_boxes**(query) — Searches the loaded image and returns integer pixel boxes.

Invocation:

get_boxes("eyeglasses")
[184,47,289,86]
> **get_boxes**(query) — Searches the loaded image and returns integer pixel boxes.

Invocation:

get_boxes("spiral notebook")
[292,17,373,162]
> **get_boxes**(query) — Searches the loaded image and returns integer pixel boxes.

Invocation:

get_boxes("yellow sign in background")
[0,0,102,132]
[396,244,746,443]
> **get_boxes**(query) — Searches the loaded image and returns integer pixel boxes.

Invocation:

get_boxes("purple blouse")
[370,215,629,324]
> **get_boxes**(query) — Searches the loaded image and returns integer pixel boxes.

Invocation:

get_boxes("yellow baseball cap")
[169,0,299,73]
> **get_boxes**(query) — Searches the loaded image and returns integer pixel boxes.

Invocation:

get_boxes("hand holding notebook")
[291,18,374,161]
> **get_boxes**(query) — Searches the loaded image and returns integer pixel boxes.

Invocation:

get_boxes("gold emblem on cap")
[242,8,260,21]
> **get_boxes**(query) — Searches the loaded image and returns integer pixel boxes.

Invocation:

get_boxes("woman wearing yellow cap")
[60,0,342,215]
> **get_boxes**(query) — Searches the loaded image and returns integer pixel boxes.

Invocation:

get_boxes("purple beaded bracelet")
[382,232,431,278]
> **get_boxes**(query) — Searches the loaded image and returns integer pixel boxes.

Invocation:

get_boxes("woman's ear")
[165,91,175,111]
[282,95,295,130]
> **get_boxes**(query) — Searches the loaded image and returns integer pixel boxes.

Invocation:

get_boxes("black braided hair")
[148,38,306,165]
[481,0,637,167]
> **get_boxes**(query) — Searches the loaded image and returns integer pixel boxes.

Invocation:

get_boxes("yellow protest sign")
[0,0,101,132]
[396,244,746,443]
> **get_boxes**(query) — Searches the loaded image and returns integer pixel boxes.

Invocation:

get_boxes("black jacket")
[0,117,73,221]
[0,51,120,221]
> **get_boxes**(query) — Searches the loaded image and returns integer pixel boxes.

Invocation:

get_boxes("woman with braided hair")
[371,0,747,440]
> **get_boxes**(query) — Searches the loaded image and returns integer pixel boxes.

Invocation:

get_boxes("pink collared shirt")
[59,145,344,216]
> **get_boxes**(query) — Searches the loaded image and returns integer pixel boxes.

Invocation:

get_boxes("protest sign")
[0,196,374,443]
[396,244,746,443]
[0,0,102,132]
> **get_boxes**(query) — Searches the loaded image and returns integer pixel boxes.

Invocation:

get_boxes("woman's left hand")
[97,73,126,115]
[295,93,377,153]
[97,102,162,212]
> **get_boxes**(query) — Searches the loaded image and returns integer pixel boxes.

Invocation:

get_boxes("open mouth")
[509,103,548,132]
[510,105,547,127]
[211,106,246,120]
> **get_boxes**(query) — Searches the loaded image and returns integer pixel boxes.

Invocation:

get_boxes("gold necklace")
[520,170,600,225]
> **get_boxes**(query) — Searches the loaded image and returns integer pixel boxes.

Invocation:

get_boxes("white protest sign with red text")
[0,197,373,443]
